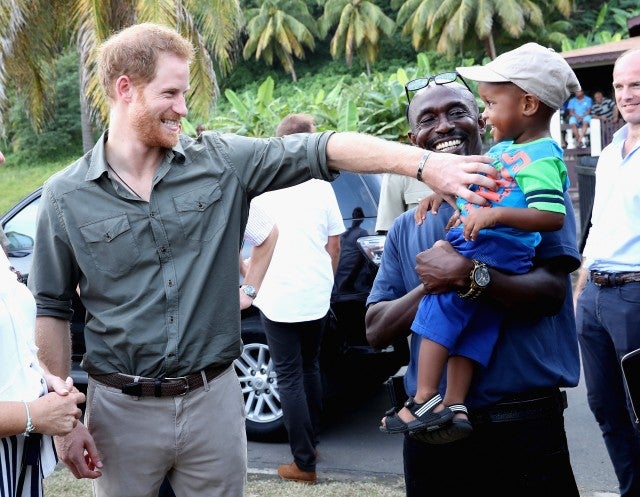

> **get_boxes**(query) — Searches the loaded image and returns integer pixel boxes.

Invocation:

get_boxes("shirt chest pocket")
[173,182,225,242]
[79,214,140,276]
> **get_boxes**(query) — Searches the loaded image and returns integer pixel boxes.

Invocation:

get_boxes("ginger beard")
[130,89,182,149]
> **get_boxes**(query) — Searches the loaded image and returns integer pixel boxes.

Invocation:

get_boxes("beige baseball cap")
[457,42,581,110]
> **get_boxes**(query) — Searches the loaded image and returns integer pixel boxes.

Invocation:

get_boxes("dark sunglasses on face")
[404,72,473,103]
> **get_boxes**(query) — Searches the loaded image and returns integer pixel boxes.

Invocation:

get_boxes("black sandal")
[411,403,474,444]
[380,393,453,434]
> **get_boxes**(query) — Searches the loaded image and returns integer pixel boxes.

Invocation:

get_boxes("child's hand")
[463,207,499,241]
[414,194,445,225]
[446,210,461,231]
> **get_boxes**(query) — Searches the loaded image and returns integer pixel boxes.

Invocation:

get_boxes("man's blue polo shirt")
[367,197,581,408]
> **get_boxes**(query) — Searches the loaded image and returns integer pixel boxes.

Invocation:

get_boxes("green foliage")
[4,50,83,163]
[243,0,319,81]
[206,51,470,141]
[561,0,640,50]
[0,152,77,213]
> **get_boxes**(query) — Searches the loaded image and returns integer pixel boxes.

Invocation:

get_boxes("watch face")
[474,266,491,287]
[242,285,257,298]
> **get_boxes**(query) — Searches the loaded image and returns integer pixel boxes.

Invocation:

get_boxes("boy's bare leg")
[443,356,474,421]
[384,337,449,425]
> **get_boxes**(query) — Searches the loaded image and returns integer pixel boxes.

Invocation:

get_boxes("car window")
[331,172,378,219]
[3,196,39,274]
[3,196,39,250]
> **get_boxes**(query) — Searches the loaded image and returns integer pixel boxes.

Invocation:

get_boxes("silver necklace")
[107,163,143,199]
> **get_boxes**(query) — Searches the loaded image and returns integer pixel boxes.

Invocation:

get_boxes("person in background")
[591,90,619,123]
[29,23,496,497]
[0,149,86,497]
[239,201,278,310]
[379,43,573,444]
[574,48,640,497]
[333,207,369,295]
[567,89,593,148]
[366,74,581,495]
[375,174,432,233]
[250,113,345,484]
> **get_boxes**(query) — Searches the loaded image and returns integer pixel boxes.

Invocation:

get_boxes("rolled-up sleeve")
[28,184,78,321]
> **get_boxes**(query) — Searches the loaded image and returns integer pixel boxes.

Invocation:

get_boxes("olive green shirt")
[29,130,336,377]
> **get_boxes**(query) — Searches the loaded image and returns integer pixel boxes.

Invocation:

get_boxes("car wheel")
[234,330,287,442]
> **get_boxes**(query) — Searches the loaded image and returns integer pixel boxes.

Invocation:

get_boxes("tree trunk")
[79,81,95,153]
[77,47,94,152]
[483,33,497,60]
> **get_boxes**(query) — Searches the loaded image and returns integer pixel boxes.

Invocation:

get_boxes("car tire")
[234,329,287,442]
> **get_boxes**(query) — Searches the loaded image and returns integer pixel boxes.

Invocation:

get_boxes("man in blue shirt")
[567,89,593,147]
[366,79,581,496]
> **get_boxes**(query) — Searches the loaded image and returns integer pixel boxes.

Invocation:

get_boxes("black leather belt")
[91,363,230,397]
[590,270,640,287]
[470,389,567,425]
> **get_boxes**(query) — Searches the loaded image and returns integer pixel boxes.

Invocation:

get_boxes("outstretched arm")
[325,133,496,207]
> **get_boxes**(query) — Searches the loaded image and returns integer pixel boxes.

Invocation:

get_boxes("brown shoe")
[277,461,317,484]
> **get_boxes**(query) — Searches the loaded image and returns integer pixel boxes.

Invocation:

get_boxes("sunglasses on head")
[404,72,473,103]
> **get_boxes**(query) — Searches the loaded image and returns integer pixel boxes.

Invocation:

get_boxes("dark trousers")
[261,313,326,472]
[577,281,640,497]
[403,395,579,497]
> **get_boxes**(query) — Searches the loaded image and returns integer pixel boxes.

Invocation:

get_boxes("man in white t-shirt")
[252,114,345,484]
[239,202,278,310]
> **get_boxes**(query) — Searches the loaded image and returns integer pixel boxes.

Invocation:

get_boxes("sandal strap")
[448,404,468,414]
[407,393,443,417]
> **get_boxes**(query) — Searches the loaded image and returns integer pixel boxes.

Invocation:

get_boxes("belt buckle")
[593,271,607,287]
[165,375,190,396]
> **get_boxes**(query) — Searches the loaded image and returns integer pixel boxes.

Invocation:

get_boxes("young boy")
[381,43,581,442]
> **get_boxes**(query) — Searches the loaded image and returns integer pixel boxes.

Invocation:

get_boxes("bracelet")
[22,401,35,437]
[416,151,432,182]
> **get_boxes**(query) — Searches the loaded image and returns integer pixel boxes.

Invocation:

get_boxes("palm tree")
[319,0,396,76]
[0,0,243,147]
[394,0,574,59]
[243,0,318,82]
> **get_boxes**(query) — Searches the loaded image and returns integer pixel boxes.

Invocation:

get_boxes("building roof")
[562,37,640,68]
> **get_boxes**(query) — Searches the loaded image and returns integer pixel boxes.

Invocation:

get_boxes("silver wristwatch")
[241,284,257,299]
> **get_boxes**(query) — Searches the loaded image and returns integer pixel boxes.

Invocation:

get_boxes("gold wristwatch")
[457,259,490,300]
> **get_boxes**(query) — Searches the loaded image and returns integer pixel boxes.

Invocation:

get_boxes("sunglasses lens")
[433,72,458,85]
[406,78,430,92]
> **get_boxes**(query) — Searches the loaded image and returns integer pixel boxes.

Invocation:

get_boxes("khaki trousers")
[86,366,247,497]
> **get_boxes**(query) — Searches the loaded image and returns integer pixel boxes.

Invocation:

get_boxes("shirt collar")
[85,130,186,182]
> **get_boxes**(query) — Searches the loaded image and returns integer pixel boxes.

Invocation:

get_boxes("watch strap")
[457,260,488,300]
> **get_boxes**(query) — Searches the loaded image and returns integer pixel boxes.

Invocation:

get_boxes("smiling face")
[407,84,484,155]
[477,82,529,143]
[128,53,190,149]
[613,50,640,126]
